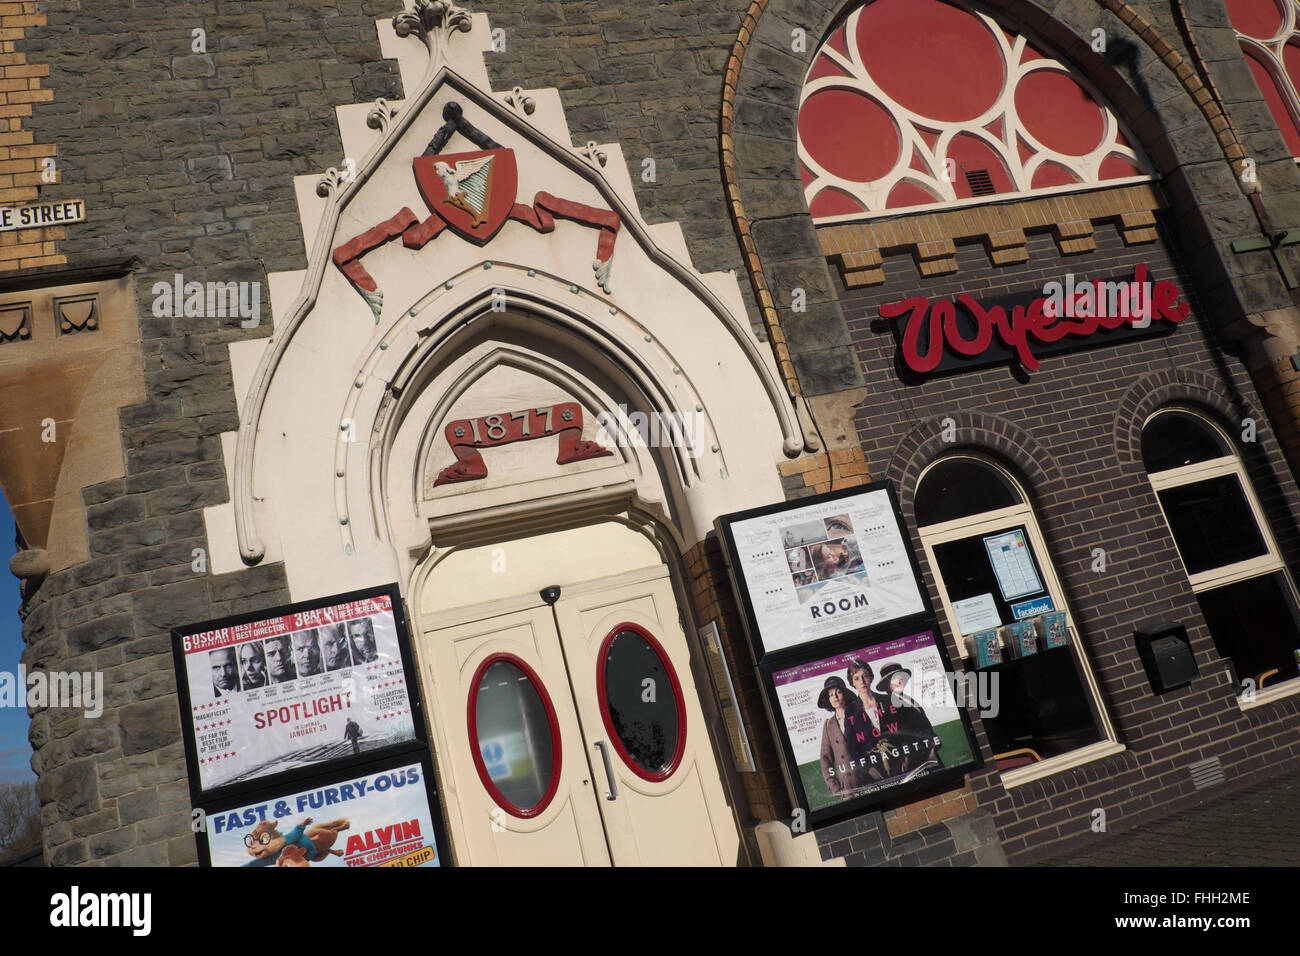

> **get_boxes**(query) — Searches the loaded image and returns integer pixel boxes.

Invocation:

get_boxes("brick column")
[0,1,61,270]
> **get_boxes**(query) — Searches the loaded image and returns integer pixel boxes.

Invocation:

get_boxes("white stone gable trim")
[232,1,805,564]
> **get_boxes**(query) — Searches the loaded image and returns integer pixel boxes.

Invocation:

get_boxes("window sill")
[1237,675,1300,712]
[999,740,1127,789]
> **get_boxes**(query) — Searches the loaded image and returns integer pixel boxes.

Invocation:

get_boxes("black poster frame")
[194,748,453,868]
[716,483,986,829]
[714,480,938,668]
[171,583,436,814]
[758,617,984,830]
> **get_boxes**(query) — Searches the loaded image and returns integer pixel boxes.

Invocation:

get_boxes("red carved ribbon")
[433,402,612,487]
[332,193,622,300]
[506,191,621,264]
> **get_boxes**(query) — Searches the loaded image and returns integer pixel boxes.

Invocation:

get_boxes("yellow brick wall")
[777,446,872,494]
[0,1,62,271]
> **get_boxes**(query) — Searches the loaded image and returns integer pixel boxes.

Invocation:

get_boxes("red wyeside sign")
[880,264,1189,376]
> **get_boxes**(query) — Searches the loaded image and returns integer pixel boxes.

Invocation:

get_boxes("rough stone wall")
[478,1,758,322]
[19,0,1300,868]
[19,1,411,867]
[13,0,782,866]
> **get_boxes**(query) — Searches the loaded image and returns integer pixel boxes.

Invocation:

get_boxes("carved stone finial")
[580,141,608,168]
[367,98,399,134]
[393,0,472,48]
[504,86,536,117]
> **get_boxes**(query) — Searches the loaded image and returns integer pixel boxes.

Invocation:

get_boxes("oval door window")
[597,624,686,782]
[467,655,562,818]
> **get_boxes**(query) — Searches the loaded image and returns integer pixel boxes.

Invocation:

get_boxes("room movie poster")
[205,762,441,868]
[727,488,927,654]
[180,594,417,792]
[771,630,976,812]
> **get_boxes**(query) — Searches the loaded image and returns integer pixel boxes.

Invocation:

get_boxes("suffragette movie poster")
[205,762,442,868]
[180,594,417,791]
[771,630,976,812]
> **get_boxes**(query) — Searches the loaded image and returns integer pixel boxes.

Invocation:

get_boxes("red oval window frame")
[595,622,687,783]
[466,652,563,819]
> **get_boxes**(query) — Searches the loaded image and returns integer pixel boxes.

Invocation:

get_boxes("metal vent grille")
[1188,756,1225,790]
[964,169,995,196]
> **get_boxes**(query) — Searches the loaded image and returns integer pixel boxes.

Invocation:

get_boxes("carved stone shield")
[413,148,517,244]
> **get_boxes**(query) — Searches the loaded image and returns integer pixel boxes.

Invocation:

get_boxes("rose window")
[1229,0,1300,157]
[797,0,1153,222]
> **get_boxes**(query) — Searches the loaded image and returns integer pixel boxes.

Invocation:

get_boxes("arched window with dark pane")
[915,455,1117,778]
[1143,408,1300,692]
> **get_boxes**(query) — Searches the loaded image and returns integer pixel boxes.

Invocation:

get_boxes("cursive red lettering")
[1031,296,1069,343]
[951,294,994,355]
[882,297,942,373]
[880,265,1186,374]
[1151,279,1188,322]
[1064,293,1097,337]
[1007,302,1041,371]
[1095,281,1127,330]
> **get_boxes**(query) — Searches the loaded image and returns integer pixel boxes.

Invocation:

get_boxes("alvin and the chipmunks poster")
[202,760,447,868]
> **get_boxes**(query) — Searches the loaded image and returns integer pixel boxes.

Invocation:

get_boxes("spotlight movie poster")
[769,629,978,816]
[204,760,444,868]
[175,590,418,794]
[718,483,929,658]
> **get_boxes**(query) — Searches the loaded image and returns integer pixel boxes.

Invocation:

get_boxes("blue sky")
[0,495,36,785]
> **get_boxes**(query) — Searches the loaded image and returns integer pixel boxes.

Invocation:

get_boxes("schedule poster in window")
[174,586,420,795]
[983,529,1044,601]
[766,628,979,820]
[717,483,930,660]
[202,759,445,868]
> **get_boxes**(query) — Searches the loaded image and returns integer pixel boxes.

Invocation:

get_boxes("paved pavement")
[1029,765,1300,866]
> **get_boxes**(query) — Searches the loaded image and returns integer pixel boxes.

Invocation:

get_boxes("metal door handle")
[593,741,618,801]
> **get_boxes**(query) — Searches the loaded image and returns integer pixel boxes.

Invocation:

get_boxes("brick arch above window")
[1228,0,1300,156]
[880,412,1064,519]
[797,0,1155,223]
[1113,370,1255,469]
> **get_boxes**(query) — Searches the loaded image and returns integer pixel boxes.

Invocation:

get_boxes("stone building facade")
[3,0,1300,866]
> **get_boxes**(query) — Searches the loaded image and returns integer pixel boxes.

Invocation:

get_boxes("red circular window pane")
[1015,70,1106,156]
[1227,0,1284,40]
[597,624,686,782]
[800,88,900,183]
[856,0,1004,123]
[467,654,562,818]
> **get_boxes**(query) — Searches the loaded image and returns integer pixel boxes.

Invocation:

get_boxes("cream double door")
[421,567,740,866]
